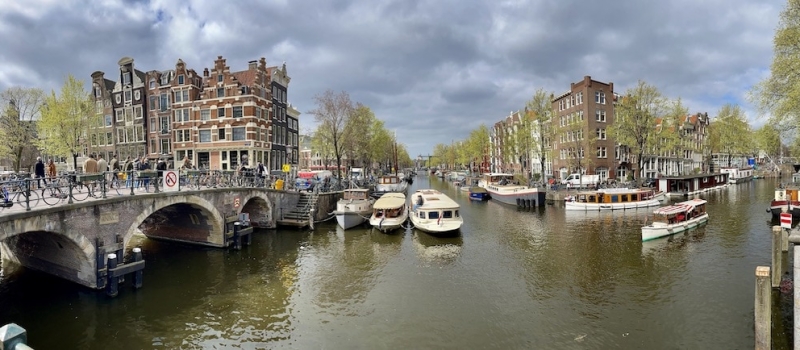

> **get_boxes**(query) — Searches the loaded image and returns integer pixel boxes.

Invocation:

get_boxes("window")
[107,132,113,145]
[217,74,223,82]
[176,129,191,142]
[115,94,121,104]
[115,109,123,122]
[178,75,185,85]
[123,72,131,85]
[124,108,133,122]
[175,109,190,122]
[160,117,170,134]
[201,109,210,121]
[596,128,606,140]
[150,139,156,153]
[595,91,606,104]
[595,109,606,122]
[160,139,171,154]
[105,115,112,127]
[134,90,141,101]
[94,86,101,97]
[134,106,143,119]
[149,96,156,110]
[161,73,170,85]
[160,93,168,112]
[232,127,245,141]
[218,128,226,140]
[174,89,189,103]
[149,79,156,89]
[199,130,211,142]
[233,106,243,118]
[217,88,224,98]
[597,146,607,158]
[256,107,262,119]
[577,92,583,104]
[217,107,225,118]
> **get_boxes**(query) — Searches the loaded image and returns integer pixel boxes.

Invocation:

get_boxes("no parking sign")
[163,170,179,192]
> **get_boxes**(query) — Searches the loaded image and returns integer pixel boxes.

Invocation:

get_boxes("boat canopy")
[652,198,706,215]
[374,193,406,209]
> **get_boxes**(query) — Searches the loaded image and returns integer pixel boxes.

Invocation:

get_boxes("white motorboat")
[372,174,409,198]
[641,198,709,241]
[334,188,374,229]
[564,188,667,211]
[720,166,754,184]
[409,189,463,234]
[477,173,546,207]
[369,193,408,233]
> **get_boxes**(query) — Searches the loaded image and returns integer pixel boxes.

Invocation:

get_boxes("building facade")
[551,76,616,181]
[268,63,292,172]
[110,57,148,161]
[89,71,117,161]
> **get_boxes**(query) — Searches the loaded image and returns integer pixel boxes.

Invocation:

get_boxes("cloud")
[0,0,786,157]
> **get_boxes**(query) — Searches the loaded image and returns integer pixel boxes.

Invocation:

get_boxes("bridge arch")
[0,229,97,287]
[239,192,274,228]
[125,195,226,247]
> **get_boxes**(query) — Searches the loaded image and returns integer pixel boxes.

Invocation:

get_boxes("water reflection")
[412,230,463,264]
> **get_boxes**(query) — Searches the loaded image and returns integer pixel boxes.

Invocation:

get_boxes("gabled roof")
[134,69,146,83]
[103,78,115,91]
[232,70,256,86]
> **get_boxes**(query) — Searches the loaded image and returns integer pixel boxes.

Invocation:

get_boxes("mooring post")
[773,226,783,288]
[0,323,33,350]
[788,231,800,350]
[106,253,119,297]
[754,266,771,350]
[784,226,790,252]
[309,208,315,230]
[232,222,242,250]
[245,227,252,246]
[132,247,143,289]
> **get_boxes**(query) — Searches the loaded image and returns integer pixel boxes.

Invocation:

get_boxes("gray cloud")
[0,0,785,157]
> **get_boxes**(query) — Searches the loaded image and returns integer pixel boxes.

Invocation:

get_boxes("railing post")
[0,323,32,350]
[24,179,31,211]
[68,179,74,204]
[153,173,160,193]
[754,266,771,350]
[773,225,783,288]
[129,171,135,196]
[101,174,107,199]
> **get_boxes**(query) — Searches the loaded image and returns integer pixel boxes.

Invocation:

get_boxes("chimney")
[248,60,257,70]
[584,76,591,87]
[203,68,209,77]
[259,57,266,70]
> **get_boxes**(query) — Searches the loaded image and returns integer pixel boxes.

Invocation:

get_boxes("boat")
[408,189,463,234]
[564,188,666,211]
[720,166,754,184]
[477,173,546,207]
[468,186,489,201]
[369,193,408,233]
[655,173,729,198]
[641,198,709,241]
[372,174,409,198]
[333,188,375,229]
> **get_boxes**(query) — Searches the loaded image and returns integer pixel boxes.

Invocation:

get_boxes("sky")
[0,0,785,158]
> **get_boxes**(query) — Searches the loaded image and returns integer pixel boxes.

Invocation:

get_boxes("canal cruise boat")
[409,189,463,234]
[564,188,666,211]
[655,173,729,198]
[477,173,546,207]
[369,192,409,233]
[769,172,800,219]
[641,198,709,242]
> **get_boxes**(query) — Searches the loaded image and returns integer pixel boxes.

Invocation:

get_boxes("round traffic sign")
[165,171,178,187]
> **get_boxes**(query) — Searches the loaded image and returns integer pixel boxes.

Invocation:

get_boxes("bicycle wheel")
[16,189,40,208]
[70,183,91,201]
[41,186,65,206]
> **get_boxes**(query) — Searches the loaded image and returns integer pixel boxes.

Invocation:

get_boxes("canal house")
[655,173,729,198]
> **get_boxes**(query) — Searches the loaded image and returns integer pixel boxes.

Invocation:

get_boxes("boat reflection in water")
[640,224,708,256]
[412,230,463,264]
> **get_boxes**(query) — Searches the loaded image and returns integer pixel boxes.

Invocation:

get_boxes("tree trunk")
[73,153,78,172]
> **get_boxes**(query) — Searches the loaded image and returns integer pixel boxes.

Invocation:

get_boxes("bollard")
[0,323,33,350]
[773,226,782,288]
[232,222,242,250]
[789,231,800,350]
[245,227,252,246]
[784,227,790,252]
[24,180,30,212]
[106,253,119,297]
[754,266,771,350]
[132,247,143,289]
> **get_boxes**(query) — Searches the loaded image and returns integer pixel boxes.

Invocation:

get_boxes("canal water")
[0,176,790,349]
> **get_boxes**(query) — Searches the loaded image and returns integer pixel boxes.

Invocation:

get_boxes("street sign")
[163,171,179,192]
[282,164,290,173]
[781,212,792,229]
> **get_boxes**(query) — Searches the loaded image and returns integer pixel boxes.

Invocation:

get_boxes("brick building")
[109,57,148,161]
[89,71,117,161]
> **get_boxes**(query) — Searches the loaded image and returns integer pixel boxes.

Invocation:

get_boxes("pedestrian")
[34,156,46,189]
[97,154,108,186]
[46,159,57,179]
[110,155,120,188]
[83,154,98,174]
[124,156,134,188]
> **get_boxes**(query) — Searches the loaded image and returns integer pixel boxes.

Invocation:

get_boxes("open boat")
[334,188,374,229]
[369,193,408,233]
[564,188,666,211]
[409,189,463,234]
[641,198,708,241]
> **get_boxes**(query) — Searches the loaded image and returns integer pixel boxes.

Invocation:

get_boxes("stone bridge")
[0,188,306,290]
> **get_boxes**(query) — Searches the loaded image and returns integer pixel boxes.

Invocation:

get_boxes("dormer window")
[149,79,156,89]
[217,74,223,83]
[161,73,169,85]
[122,72,131,85]
[178,75,185,85]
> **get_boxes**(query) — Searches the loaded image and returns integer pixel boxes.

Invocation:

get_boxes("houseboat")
[477,173,546,207]
[720,167,754,184]
[409,189,463,234]
[333,188,375,230]
[369,192,408,233]
[641,198,709,242]
[655,173,729,198]
[372,174,409,198]
[565,188,666,211]
[768,173,800,219]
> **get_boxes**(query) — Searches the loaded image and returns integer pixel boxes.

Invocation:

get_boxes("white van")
[561,173,600,188]
[350,167,364,181]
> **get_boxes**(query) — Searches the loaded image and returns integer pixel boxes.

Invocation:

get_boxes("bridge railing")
[0,169,338,212]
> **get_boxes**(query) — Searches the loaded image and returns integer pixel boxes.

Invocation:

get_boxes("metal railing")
[0,170,346,212]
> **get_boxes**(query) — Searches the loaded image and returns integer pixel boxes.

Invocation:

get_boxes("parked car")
[642,178,656,187]
[295,177,316,192]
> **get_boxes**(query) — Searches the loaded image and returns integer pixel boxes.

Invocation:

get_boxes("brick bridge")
[0,188,338,290]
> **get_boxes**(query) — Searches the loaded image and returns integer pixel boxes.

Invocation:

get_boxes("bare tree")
[309,90,354,178]
[0,87,45,172]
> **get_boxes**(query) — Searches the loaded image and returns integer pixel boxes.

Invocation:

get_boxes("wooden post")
[788,231,800,350]
[132,247,143,289]
[773,226,782,288]
[754,266,771,350]
[783,227,790,252]
[106,253,119,297]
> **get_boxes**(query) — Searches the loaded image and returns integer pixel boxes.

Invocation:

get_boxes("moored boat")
[409,189,463,234]
[334,188,374,229]
[768,172,800,219]
[372,174,409,198]
[720,166,754,184]
[468,186,489,201]
[655,173,729,198]
[369,193,408,233]
[641,198,709,241]
[477,173,546,207]
[564,188,666,211]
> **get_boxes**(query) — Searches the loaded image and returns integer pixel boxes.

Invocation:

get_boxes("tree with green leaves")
[751,0,800,131]
[753,124,782,159]
[608,81,668,179]
[309,90,354,178]
[38,75,93,171]
[0,87,45,172]
[709,104,752,167]
[525,88,557,178]
[465,124,490,174]
[342,103,377,168]
[653,98,690,173]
